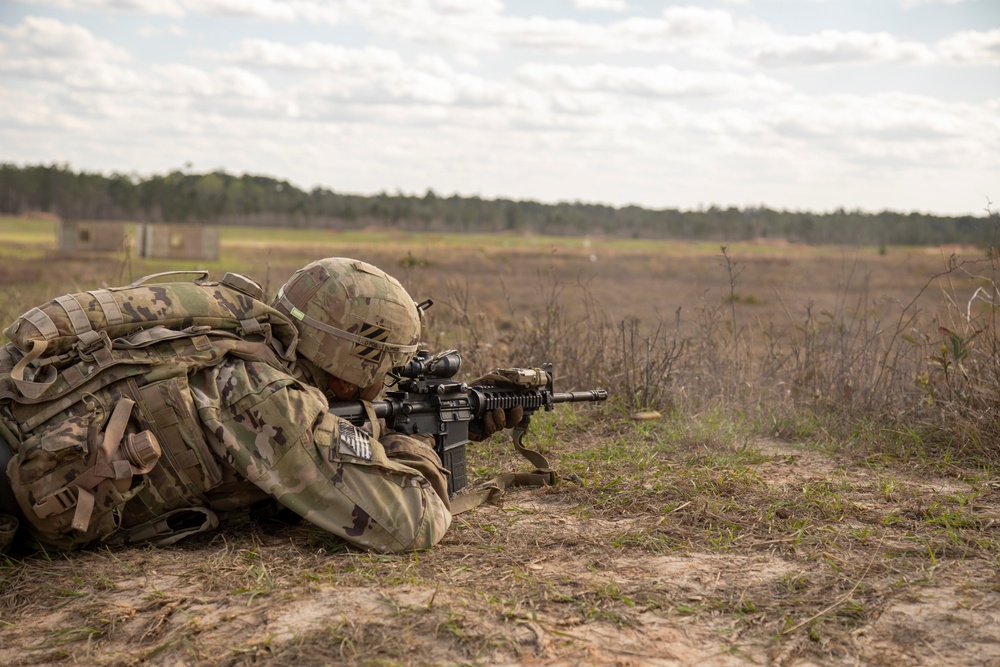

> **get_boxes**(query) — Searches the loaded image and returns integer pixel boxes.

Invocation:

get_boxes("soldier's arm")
[192,361,451,552]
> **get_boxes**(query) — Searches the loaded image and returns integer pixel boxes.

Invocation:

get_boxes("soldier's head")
[272,257,421,400]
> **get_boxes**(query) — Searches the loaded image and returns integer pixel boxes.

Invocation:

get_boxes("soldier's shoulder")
[206,357,323,409]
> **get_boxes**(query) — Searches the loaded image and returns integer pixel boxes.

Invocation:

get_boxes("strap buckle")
[33,486,78,518]
[75,330,112,361]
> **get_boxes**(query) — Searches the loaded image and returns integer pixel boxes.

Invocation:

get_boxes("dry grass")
[3,425,1000,666]
[2,216,1000,665]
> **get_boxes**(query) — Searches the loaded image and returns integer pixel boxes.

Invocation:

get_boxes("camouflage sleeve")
[189,359,451,552]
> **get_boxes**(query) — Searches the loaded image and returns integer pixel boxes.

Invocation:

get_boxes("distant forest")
[1,163,995,247]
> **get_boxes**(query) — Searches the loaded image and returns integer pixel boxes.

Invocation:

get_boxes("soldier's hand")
[469,405,523,441]
[467,370,530,441]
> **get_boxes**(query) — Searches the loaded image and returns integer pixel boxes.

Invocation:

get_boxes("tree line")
[1,162,995,247]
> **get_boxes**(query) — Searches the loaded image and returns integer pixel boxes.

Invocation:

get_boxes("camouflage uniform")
[0,261,451,554]
[189,357,450,552]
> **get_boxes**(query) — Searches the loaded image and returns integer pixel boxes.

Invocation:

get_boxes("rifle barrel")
[552,390,608,403]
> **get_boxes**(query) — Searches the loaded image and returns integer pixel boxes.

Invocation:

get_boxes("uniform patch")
[336,422,373,461]
[352,322,389,364]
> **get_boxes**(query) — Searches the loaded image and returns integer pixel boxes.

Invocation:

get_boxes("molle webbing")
[21,308,58,341]
[87,289,125,327]
[2,273,297,407]
[20,291,123,347]
[2,274,299,364]
[128,377,216,507]
[2,328,288,409]
[53,295,93,338]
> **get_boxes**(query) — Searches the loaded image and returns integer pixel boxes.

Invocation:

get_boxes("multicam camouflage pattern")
[0,267,451,553]
[6,399,145,551]
[3,271,298,361]
[272,258,421,390]
[189,358,450,552]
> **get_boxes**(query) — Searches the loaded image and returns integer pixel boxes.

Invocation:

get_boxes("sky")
[0,0,998,217]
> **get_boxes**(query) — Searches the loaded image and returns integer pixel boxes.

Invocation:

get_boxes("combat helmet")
[272,258,421,391]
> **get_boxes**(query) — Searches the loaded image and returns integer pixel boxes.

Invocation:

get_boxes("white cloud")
[454,53,481,69]
[212,66,271,98]
[137,23,190,38]
[432,0,504,14]
[0,16,130,61]
[187,0,296,22]
[291,60,529,112]
[0,86,80,129]
[764,93,971,140]
[899,0,972,8]
[14,0,299,20]
[752,27,1000,68]
[0,17,145,92]
[753,30,937,66]
[499,6,745,54]
[2,0,997,215]
[936,29,1000,65]
[153,64,272,99]
[64,62,146,91]
[656,6,736,37]
[518,63,789,98]
[152,64,214,97]
[200,39,533,111]
[568,0,629,12]
[14,0,185,17]
[202,38,404,72]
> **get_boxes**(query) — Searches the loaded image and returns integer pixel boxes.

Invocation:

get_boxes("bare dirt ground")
[3,425,999,667]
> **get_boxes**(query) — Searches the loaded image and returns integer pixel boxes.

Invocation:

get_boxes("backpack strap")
[9,339,54,400]
[31,397,161,533]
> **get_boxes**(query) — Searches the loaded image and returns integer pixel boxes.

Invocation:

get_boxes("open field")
[2,216,1000,666]
[0,217,986,348]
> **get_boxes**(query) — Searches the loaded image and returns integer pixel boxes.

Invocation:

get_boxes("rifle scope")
[393,350,462,380]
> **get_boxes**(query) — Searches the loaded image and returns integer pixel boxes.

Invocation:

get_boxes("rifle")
[328,350,608,497]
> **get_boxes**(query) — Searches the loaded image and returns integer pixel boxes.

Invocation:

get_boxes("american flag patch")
[352,322,389,364]
[337,422,373,461]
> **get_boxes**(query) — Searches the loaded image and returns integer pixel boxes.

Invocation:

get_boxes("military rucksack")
[0,271,300,552]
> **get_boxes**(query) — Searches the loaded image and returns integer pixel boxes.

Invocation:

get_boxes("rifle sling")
[512,426,551,471]
[449,424,563,514]
[449,469,557,515]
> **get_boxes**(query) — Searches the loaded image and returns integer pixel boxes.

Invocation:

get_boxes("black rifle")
[328,350,608,496]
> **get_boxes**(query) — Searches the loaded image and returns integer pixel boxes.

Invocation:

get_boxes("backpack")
[0,271,300,551]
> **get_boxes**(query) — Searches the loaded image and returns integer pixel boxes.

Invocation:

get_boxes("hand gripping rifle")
[328,350,608,502]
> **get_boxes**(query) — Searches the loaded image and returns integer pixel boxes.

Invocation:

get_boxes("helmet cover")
[273,258,420,389]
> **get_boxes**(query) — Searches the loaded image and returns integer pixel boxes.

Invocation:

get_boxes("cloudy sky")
[1,0,998,216]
